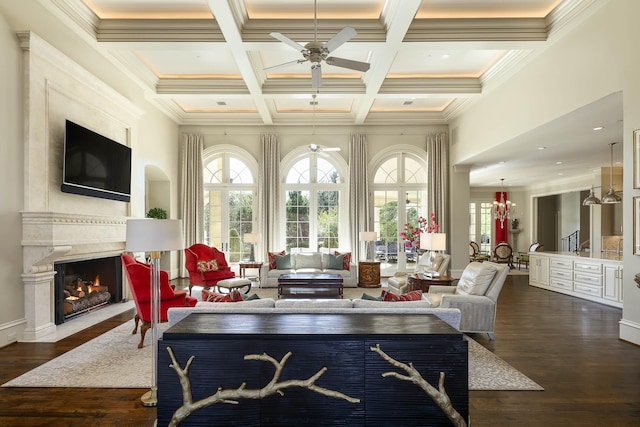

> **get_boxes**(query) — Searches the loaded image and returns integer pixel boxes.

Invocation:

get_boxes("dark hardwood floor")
[0,275,638,426]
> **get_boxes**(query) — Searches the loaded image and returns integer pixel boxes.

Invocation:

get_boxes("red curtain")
[495,191,509,244]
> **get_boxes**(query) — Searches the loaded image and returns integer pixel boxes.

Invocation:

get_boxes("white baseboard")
[619,319,640,346]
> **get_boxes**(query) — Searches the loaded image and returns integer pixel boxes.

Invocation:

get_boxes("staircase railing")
[561,230,580,253]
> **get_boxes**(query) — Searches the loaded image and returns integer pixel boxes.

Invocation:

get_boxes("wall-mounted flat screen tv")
[61,120,132,202]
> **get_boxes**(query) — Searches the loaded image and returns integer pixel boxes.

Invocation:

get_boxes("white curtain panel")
[258,133,281,258]
[349,134,371,262]
[179,133,204,277]
[427,132,449,238]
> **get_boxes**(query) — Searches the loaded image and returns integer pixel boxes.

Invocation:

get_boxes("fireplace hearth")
[54,256,124,324]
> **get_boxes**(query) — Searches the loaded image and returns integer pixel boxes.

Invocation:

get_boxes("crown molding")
[405,17,548,42]
[157,79,250,95]
[96,19,224,42]
[262,78,366,95]
[379,78,481,95]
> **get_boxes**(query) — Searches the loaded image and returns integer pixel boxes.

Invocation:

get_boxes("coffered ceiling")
[38,0,622,187]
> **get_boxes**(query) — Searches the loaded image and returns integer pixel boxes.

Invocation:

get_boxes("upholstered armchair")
[387,253,451,294]
[469,241,489,262]
[121,254,197,348]
[184,243,235,295]
[424,261,509,340]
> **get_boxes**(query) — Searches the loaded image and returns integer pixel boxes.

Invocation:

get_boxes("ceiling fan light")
[582,187,601,206]
[601,187,621,204]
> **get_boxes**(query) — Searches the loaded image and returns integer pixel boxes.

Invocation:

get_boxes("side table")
[407,274,454,293]
[358,261,381,288]
[239,262,263,281]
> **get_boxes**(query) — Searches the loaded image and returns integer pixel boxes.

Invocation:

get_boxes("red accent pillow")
[381,289,423,302]
[268,251,286,269]
[203,289,244,302]
[334,251,352,270]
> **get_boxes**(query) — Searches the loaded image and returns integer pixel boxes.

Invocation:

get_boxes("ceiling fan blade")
[325,56,371,72]
[270,32,307,53]
[324,26,357,53]
[312,64,322,88]
[263,59,305,72]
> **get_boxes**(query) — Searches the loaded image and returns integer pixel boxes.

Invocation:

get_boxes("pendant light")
[582,186,601,206]
[601,142,621,204]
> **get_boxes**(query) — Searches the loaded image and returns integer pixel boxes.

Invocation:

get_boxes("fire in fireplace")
[54,256,124,324]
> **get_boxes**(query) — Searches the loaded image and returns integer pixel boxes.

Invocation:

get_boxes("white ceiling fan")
[264,0,371,89]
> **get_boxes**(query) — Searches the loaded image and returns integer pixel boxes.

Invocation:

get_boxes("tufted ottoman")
[216,277,252,294]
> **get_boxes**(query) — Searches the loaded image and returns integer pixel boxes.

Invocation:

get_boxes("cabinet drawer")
[550,277,573,291]
[573,272,602,287]
[550,268,572,280]
[574,282,603,298]
[574,261,602,274]
[551,258,573,269]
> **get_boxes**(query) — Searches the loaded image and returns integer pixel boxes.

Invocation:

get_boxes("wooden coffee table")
[277,273,344,298]
[407,274,455,293]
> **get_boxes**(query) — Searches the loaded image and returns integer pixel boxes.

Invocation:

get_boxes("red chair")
[184,244,235,295]
[121,254,197,348]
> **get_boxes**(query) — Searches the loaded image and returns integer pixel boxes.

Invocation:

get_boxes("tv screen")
[61,120,132,202]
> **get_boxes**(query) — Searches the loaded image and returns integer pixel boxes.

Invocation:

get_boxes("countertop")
[531,251,623,262]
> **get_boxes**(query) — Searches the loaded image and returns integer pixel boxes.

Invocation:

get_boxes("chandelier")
[493,178,515,229]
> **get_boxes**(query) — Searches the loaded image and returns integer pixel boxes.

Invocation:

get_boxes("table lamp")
[359,231,377,261]
[126,218,183,407]
[244,233,260,262]
[420,232,446,277]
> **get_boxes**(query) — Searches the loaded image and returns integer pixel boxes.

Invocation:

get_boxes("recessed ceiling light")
[538,147,546,150]
[556,161,563,165]
[593,126,604,131]
[442,54,450,59]
[499,161,505,164]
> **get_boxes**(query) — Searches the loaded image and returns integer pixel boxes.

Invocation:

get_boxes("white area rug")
[2,319,542,391]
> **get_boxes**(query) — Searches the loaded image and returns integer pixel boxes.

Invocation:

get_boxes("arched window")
[371,147,428,271]
[202,145,258,262]
[281,149,347,252]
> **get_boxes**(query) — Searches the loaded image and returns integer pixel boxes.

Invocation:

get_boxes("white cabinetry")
[603,263,623,307]
[528,253,622,308]
[529,253,550,287]
[550,258,573,291]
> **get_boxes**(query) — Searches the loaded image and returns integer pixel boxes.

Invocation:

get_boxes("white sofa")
[167,298,462,331]
[259,252,357,288]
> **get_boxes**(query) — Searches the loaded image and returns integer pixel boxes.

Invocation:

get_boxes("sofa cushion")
[456,262,498,296]
[268,250,286,269]
[197,259,218,273]
[334,251,352,270]
[274,299,353,309]
[275,253,292,269]
[327,254,344,270]
[294,252,323,269]
[361,292,382,301]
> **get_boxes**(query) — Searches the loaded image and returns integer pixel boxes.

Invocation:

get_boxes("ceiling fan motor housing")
[304,41,328,64]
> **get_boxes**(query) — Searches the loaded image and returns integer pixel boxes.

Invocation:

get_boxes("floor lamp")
[126,218,183,407]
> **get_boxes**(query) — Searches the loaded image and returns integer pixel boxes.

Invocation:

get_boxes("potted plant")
[146,207,168,219]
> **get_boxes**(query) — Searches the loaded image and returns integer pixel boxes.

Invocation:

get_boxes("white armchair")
[387,253,451,294]
[424,261,508,340]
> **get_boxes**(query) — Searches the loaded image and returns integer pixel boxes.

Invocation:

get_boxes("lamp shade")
[244,233,260,244]
[125,219,184,252]
[360,231,377,241]
[420,232,446,251]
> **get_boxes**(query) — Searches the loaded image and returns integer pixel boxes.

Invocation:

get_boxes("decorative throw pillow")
[203,289,244,302]
[334,251,352,270]
[275,253,292,269]
[361,292,382,301]
[456,262,498,296]
[268,250,286,269]
[327,254,344,270]
[381,289,422,302]
[399,290,423,301]
[242,293,261,301]
[197,259,218,273]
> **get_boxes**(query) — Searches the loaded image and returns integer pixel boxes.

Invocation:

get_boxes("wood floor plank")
[0,275,638,426]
